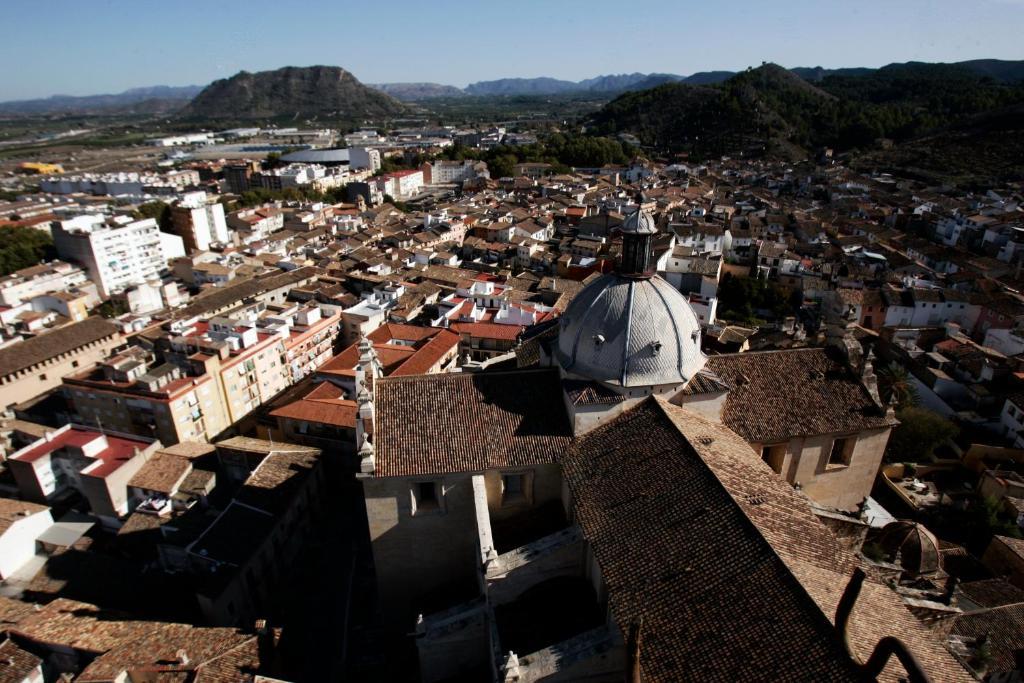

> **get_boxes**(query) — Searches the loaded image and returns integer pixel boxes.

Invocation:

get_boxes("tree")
[263,152,284,170]
[886,407,958,462]
[877,363,920,410]
[135,201,172,231]
[96,299,130,318]
[0,227,55,276]
[488,154,519,179]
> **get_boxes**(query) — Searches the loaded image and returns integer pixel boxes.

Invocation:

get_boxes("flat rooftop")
[11,426,151,479]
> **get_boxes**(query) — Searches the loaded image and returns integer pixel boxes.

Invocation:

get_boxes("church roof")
[562,398,969,683]
[704,348,897,443]
[373,369,572,477]
[562,399,863,682]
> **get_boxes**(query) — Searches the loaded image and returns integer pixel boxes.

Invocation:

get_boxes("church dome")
[877,520,941,575]
[556,273,707,388]
[620,204,657,234]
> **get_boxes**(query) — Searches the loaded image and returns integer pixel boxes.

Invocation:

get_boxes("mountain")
[681,71,736,85]
[790,66,874,82]
[854,103,1024,187]
[179,66,411,121]
[589,61,1024,170]
[956,59,1024,83]
[790,60,1024,85]
[0,84,202,115]
[465,73,686,96]
[577,73,683,92]
[369,82,466,101]
[464,77,581,96]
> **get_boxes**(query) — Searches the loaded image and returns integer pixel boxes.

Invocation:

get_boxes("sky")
[2,0,1023,101]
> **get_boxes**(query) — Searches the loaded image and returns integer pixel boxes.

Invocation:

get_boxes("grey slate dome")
[620,203,657,235]
[556,273,707,388]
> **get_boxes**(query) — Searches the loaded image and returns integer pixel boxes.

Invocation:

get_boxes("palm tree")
[877,363,919,410]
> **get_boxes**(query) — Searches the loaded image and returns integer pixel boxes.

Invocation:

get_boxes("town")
[1,22,1024,683]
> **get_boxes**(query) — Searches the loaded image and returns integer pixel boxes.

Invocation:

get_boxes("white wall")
[0,508,54,578]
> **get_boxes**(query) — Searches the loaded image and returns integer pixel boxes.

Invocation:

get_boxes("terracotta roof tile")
[561,399,864,683]
[705,348,896,443]
[374,369,571,477]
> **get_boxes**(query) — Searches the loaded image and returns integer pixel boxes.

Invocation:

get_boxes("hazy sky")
[2,0,1023,100]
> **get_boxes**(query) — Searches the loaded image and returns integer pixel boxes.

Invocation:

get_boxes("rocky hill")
[179,66,410,121]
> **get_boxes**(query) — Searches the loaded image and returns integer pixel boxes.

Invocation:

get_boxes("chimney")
[502,651,521,682]
[254,619,282,673]
[942,575,959,606]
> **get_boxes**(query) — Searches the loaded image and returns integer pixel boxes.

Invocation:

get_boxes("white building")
[146,132,215,147]
[341,283,406,344]
[0,260,91,306]
[427,159,487,184]
[52,215,173,297]
[0,499,54,579]
[176,192,230,251]
[348,147,381,172]
[375,170,424,200]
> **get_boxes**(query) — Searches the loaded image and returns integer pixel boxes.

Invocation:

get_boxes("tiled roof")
[389,329,458,376]
[234,446,321,515]
[127,451,191,494]
[0,637,41,682]
[0,316,118,378]
[269,381,357,428]
[166,266,319,321]
[157,441,217,460]
[791,560,971,682]
[958,578,1024,609]
[704,348,896,443]
[564,398,968,682]
[949,603,1024,674]
[0,597,35,627]
[374,369,571,477]
[562,379,624,406]
[450,321,524,341]
[8,597,277,683]
[680,368,731,395]
[368,323,441,345]
[561,399,864,683]
[0,498,49,535]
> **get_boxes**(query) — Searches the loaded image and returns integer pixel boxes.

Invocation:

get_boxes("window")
[829,436,855,467]
[411,480,443,515]
[502,473,524,503]
[761,443,786,475]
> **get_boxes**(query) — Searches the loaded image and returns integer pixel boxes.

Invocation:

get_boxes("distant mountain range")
[368,82,467,100]
[3,59,1023,116]
[178,66,410,122]
[0,84,203,115]
[369,60,1024,100]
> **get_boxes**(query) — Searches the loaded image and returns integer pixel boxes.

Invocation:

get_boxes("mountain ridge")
[0,85,202,115]
[588,61,1024,180]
